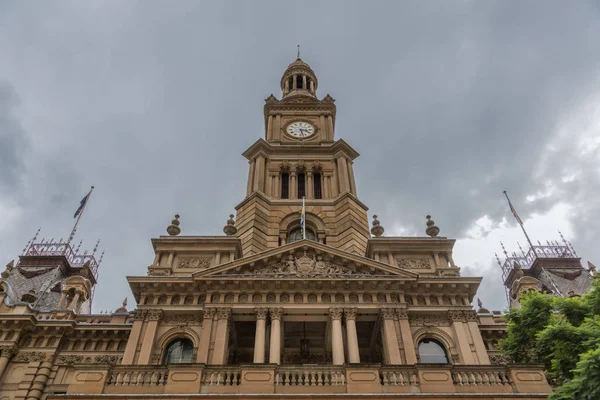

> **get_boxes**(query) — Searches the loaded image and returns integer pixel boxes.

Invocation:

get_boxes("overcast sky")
[1,1,599,313]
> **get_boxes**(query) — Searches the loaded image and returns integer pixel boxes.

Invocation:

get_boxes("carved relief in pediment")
[235,252,380,278]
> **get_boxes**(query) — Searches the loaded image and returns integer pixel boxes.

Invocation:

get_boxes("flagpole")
[302,196,306,240]
[67,186,94,246]
[503,190,536,253]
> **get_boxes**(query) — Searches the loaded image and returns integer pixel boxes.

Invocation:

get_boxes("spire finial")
[297,44,300,59]
[166,214,181,236]
[370,215,384,237]
[223,214,237,236]
[425,215,440,237]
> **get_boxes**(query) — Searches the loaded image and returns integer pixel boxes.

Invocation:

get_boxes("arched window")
[418,339,449,364]
[281,170,290,199]
[288,227,316,243]
[163,338,194,364]
[297,171,306,198]
[313,171,322,199]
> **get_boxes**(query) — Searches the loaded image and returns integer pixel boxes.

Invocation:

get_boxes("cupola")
[280,58,318,99]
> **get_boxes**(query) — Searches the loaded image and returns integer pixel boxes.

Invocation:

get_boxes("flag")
[504,191,523,225]
[74,189,92,218]
[300,197,306,239]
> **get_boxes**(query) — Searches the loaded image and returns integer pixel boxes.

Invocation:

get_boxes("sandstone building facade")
[2,57,588,399]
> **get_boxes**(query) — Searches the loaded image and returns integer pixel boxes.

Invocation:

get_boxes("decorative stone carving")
[397,258,431,269]
[243,252,372,278]
[490,353,509,365]
[269,308,283,321]
[203,308,216,319]
[56,355,83,365]
[447,310,465,322]
[14,351,53,363]
[255,308,268,320]
[147,310,163,321]
[329,308,343,320]
[409,314,450,327]
[464,310,478,322]
[396,308,409,320]
[162,314,203,326]
[344,308,357,320]
[178,257,213,269]
[217,308,231,320]
[94,355,121,365]
[0,345,18,358]
[380,308,396,320]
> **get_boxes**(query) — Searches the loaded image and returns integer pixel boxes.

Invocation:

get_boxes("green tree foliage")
[500,277,600,398]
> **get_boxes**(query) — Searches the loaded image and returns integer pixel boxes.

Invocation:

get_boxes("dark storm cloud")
[0,1,598,311]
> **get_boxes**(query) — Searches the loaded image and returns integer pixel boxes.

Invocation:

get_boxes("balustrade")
[379,366,419,386]
[276,366,345,386]
[105,367,168,387]
[202,366,241,386]
[452,366,511,387]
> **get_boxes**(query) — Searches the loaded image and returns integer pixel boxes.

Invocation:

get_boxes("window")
[306,76,312,91]
[281,171,289,199]
[418,339,449,364]
[297,171,306,198]
[288,76,293,91]
[313,172,322,199]
[288,227,316,243]
[163,338,194,364]
[296,75,303,89]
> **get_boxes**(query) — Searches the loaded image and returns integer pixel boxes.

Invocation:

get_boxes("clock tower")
[236,57,370,256]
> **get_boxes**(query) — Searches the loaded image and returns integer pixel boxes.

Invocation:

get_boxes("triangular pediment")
[193,240,418,280]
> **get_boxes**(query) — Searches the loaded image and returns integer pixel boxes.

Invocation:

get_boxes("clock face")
[286,121,315,138]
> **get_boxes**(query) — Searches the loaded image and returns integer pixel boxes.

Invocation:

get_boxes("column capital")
[134,309,147,321]
[217,308,232,320]
[147,310,163,321]
[0,345,18,358]
[396,307,409,320]
[447,310,465,322]
[203,308,217,319]
[329,307,343,321]
[269,307,283,321]
[380,308,396,320]
[255,307,269,320]
[344,308,357,321]
[464,310,478,322]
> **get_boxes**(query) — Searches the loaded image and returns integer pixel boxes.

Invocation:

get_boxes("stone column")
[307,170,314,199]
[253,155,265,192]
[293,75,297,89]
[344,308,360,363]
[122,310,146,365]
[290,171,297,199]
[266,115,273,141]
[274,114,281,141]
[331,172,339,197]
[380,309,402,364]
[302,75,307,89]
[138,310,162,365]
[0,345,17,381]
[320,115,326,138]
[197,308,216,363]
[269,308,283,364]
[465,310,490,364]
[69,290,82,309]
[449,311,474,364]
[323,174,330,198]
[254,308,268,363]
[396,308,417,364]
[337,156,349,193]
[447,252,457,268]
[329,308,345,365]
[327,115,335,140]
[212,308,231,365]
[57,291,68,308]
[247,158,256,196]
[26,352,54,400]
[347,161,357,195]
[153,251,161,266]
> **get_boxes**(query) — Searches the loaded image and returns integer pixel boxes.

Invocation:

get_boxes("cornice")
[241,139,359,161]
[365,237,456,255]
